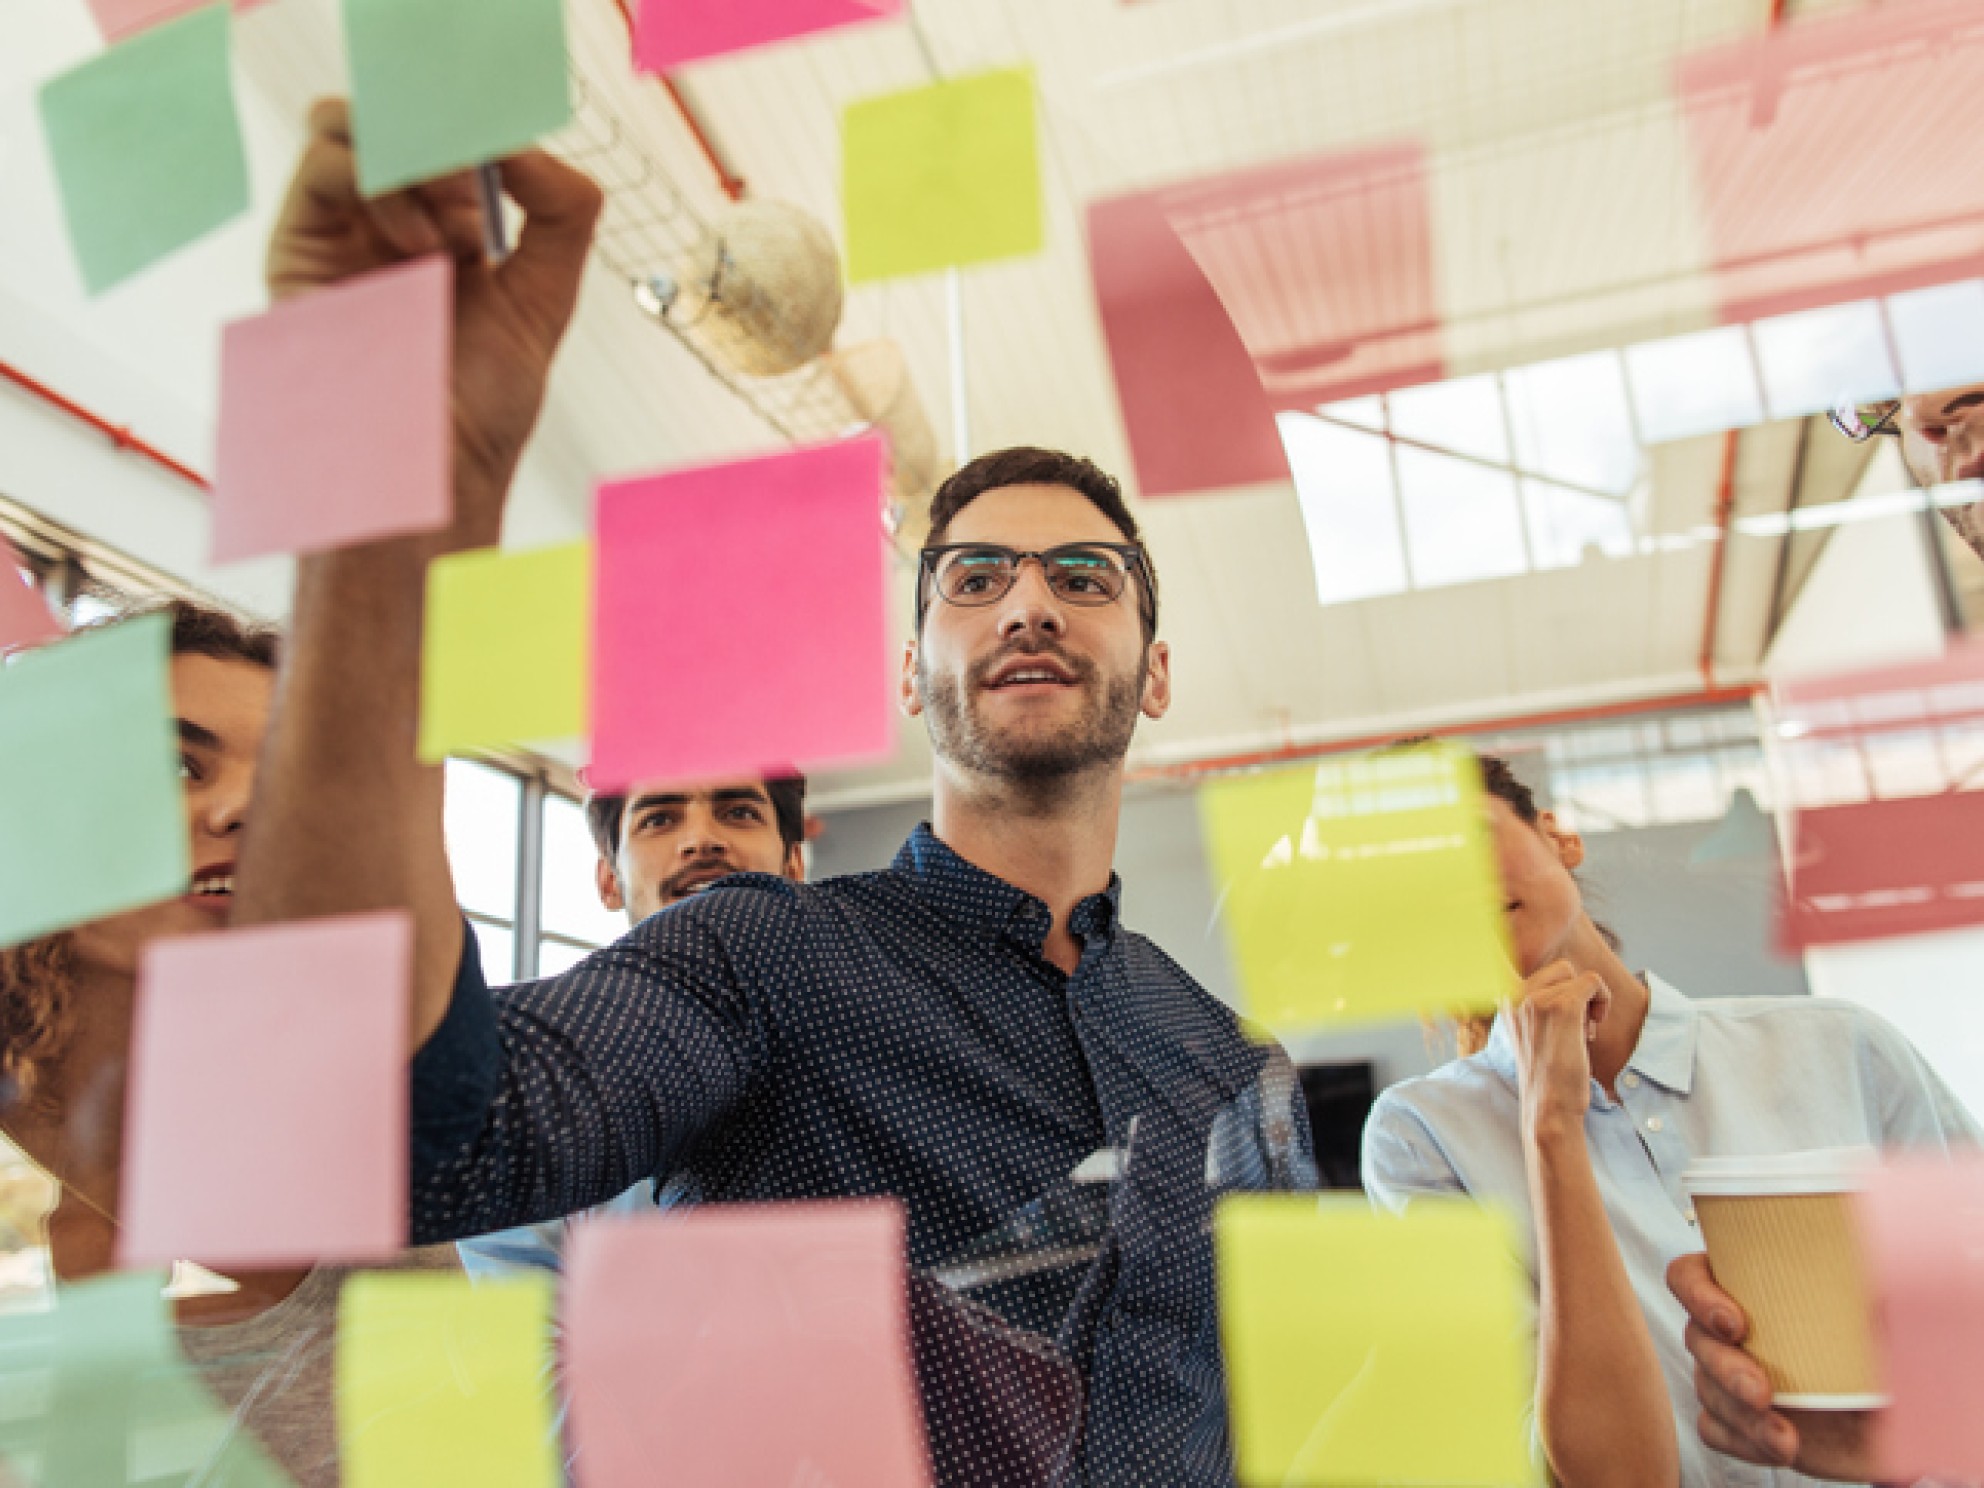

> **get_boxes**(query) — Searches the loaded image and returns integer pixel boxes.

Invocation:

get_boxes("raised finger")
[493,148,604,339]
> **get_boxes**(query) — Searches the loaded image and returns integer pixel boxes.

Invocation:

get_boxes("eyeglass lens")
[933,547,1130,607]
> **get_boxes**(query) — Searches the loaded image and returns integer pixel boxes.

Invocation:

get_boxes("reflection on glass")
[1625,326,1765,444]
[443,760,520,922]
[538,794,627,946]
[1386,374,1507,465]
[1504,351,1641,496]
[1317,394,1385,431]
[1644,755,1722,824]
[1751,300,1899,420]
[1395,448,1527,589]
[1279,413,1409,605]
[1887,279,1984,393]
[1522,480,1635,570]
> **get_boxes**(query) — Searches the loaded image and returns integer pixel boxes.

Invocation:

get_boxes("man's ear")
[783,842,806,883]
[1140,640,1172,721]
[899,639,924,719]
[1538,811,1585,872]
[595,855,626,913]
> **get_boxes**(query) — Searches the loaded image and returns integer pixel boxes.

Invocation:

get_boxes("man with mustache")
[1834,384,1984,556]
[236,103,1315,1486]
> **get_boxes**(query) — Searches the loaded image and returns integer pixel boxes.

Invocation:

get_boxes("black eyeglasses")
[917,542,1152,630]
[1829,398,1903,442]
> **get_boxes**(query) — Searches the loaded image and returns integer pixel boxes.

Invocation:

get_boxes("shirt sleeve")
[1360,1090,1468,1213]
[407,885,795,1245]
[1850,1004,1984,1149]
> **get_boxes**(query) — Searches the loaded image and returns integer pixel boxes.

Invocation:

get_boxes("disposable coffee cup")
[1681,1148,1886,1409]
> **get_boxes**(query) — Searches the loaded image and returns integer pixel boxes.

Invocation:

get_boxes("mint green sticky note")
[37,4,250,295]
[0,614,188,950]
[0,1271,292,1486]
[343,0,572,197]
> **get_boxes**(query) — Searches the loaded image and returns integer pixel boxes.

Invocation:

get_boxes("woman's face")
[68,653,273,977]
[1487,797,1586,977]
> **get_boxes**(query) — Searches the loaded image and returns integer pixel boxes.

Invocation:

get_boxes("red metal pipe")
[0,358,209,491]
[609,0,747,201]
[1699,429,1742,687]
[1126,682,1765,784]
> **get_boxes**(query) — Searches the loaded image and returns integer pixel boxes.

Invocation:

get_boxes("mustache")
[659,855,736,900]
[967,639,1093,690]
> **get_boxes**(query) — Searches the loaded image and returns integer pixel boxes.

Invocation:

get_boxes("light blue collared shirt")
[1362,976,1980,1488]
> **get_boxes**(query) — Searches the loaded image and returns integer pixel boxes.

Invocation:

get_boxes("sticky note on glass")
[0,615,186,951]
[1216,1196,1537,1487]
[564,1204,929,1486]
[1856,1156,1984,1481]
[842,67,1042,284]
[337,1271,558,1488]
[634,0,901,71]
[37,4,250,295]
[0,1270,290,1486]
[212,256,452,563]
[420,541,589,761]
[589,435,893,790]
[119,912,411,1269]
[1199,742,1513,1033]
[83,0,264,43]
[343,0,571,196]
[0,542,62,654]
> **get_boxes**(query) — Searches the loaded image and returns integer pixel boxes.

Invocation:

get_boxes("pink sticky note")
[85,0,265,44]
[565,1203,931,1487]
[0,542,62,654]
[1678,0,1984,323]
[1856,1156,1984,1480]
[211,255,452,564]
[633,0,900,71]
[588,435,894,791]
[119,911,410,1269]
[1086,191,1289,499]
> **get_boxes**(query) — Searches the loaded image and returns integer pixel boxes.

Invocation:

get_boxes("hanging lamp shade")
[661,198,845,378]
[828,339,948,546]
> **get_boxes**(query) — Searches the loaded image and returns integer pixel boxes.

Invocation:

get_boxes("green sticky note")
[0,614,188,950]
[842,66,1043,283]
[343,0,572,197]
[1216,1196,1539,1487]
[419,541,589,763]
[337,1271,557,1488]
[1198,741,1514,1033]
[37,4,250,295]
[0,1271,291,1486]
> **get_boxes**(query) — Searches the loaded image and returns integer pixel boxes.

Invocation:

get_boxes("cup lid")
[1681,1146,1875,1198]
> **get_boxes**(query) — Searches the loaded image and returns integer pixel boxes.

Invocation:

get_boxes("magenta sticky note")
[633,0,900,71]
[118,911,411,1269]
[1856,1156,1984,1479]
[85,0,266,43]
[564,1203,931,1487]
[588,435,894,791]
[0,542,62,654]
[211,255,452,564]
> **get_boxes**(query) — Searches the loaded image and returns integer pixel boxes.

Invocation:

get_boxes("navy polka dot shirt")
[409,823,1317,1485]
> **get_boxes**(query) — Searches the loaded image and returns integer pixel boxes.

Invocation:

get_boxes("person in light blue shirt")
[1362,753,1979,1488]
[457,773,807,1279]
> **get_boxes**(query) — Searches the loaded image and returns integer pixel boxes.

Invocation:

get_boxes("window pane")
[1317,394,1385,431]
[1625,327,1765,444]
[444,760,520,922]
[469,920,515,983]
[1386,374,1508,464]
[1887,279,1984,393]
[1522,480,1635,570]
[1279,413,1408,605]
[1395,448,1528,589]
[536,938,593,979]
[1751,300,1898,420]
[1503,351,1641,496]
[540,793,629,945]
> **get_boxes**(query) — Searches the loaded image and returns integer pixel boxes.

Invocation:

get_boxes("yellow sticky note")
[842,66,1043,284]
[336,1271,558,1488]
[419,540,589,762]
[1198,742,1514,1033]
[1216,1196,1538,1487]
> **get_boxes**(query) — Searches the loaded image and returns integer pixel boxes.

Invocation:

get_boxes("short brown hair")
[584,774,809,864]
[0,596,278,1107]
[921,447,1159,640]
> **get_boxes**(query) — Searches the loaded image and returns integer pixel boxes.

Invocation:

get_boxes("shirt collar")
[1479,971,1698,1096]
[891,823,1123,953]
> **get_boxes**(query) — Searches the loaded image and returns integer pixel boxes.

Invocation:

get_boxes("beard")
[918,639,1144,792]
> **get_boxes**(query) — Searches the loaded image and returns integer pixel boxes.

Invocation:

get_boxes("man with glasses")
[1832,385,1984,555]
[237,100,1314,1488]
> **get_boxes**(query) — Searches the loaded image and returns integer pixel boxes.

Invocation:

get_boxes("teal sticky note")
[37,4,250,295]
[0,1271,291,1486]
[343,0,572,197]
[0,614,188,950]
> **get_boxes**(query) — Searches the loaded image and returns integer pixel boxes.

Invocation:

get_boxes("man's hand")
[266,99,602,547]
[1667,1251,1881,1482]
[1505,959,1610,1145]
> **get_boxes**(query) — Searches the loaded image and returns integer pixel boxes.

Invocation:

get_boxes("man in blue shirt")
[236,104,1315,1487]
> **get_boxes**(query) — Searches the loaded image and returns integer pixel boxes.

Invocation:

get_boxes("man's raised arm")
[233,100,601,1047]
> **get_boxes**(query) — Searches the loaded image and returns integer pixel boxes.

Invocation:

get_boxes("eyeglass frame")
[915,540,1157,637]
[1828,397,1903,443]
